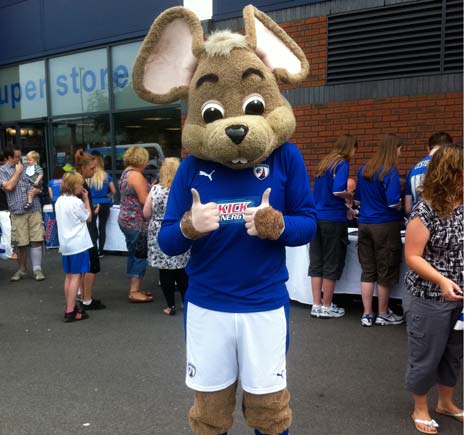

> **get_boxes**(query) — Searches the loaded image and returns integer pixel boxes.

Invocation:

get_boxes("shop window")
[49,49,109,116]
[113,107,182,180]
[112,42,152,111]
[0,61,47,122]
[52,114,111,170]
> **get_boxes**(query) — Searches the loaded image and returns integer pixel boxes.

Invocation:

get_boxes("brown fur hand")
[180,210,210,240]
[254,207,284,240]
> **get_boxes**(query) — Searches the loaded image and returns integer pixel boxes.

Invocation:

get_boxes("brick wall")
[281,17,327,87]
[292,92,463,179]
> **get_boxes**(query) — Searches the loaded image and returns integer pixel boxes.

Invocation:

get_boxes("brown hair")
[26,150,40,163]
[74,149,96,172]
[316,135,357,178]
[428,131,452,150]
[60,172,84,195]
[362,134,402,181]
[159,157,180,188]
[421,143,463,218]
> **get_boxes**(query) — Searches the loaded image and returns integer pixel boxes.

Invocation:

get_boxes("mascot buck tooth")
[133,5,317,435]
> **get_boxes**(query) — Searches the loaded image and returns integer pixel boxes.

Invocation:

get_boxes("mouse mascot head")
[133,5,308,169]
[133,6,315,435]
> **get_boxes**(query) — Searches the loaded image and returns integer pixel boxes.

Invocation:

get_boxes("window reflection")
[114,107,182,180]
[52,115,111,170]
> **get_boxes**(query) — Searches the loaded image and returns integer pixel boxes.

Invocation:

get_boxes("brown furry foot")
[243,388,292,435]
[254,207,284,240]
[189,383,237,435]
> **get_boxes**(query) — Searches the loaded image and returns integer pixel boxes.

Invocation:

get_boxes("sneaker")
[310,304,322,318]
[33,269,45,281]
[361,314,374,327]
[319,303,345,319]
[375,309,404,326]
[82,299,106,310]
[10,270,27,281]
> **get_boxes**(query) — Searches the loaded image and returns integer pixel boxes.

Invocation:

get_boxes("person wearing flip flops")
[55,172,94,322]
[404,143,463,434]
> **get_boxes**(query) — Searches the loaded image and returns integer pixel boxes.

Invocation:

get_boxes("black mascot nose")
[225,125,249,145]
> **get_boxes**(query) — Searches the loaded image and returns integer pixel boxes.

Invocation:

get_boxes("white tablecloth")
[103,206,128,252]
[285,231,408,305]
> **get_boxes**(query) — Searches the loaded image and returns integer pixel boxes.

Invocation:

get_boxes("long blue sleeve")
[278,145,316,247]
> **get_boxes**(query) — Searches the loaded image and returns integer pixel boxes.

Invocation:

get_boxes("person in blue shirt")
[354,133,405,327]
[309,134,358,319]
[404,131,452,215]
[86,156,116,257]
[47,166,64,204]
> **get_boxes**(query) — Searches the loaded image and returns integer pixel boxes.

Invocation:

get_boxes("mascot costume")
[133,5,317,435]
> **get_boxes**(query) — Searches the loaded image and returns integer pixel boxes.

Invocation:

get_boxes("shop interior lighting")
[142,117,170,121]
[165,127,181,131]
[125,125,144,128]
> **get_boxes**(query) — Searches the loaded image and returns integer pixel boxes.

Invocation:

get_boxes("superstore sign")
[0,64,130,109]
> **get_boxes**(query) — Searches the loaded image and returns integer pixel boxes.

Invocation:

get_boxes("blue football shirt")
[405,155,432,206]
[158,142,317,313]
[313,160,349,222]
[354,165,402,224]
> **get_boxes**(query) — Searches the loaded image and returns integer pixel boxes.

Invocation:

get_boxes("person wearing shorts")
[55,172,93,322]
[309,134,357,319]
[0,147,45,282]
[354,134,404,327]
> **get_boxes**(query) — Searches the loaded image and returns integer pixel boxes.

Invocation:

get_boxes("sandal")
[163,306,176,316]
[435,407,464,422]
[128,291,153,303]
[412,417,439,434]
[64,306,89,323]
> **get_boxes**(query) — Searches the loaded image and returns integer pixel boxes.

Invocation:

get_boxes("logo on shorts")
[253,164,270,180]
[187,362,196,378]
[276,370,285,379]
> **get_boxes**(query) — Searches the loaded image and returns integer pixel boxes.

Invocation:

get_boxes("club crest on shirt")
[253,164,270,180]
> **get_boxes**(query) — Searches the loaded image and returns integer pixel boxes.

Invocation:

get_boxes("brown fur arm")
[180,210,210,240]
[254,207,284,240]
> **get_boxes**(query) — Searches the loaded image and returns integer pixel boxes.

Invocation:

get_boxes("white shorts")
[185,302,288,394]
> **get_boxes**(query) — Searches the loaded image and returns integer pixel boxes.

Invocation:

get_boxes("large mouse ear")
[243,5,309,84]
[133,7,204,104]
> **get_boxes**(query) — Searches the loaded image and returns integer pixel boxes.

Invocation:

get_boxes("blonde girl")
[55,172,93,322]
[144,158,189,315]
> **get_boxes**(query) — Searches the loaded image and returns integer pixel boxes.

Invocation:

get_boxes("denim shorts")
[119,225,147,278]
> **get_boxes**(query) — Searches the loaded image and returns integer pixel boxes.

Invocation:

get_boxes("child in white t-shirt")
[55,172,93,322]
[24,150,44,209]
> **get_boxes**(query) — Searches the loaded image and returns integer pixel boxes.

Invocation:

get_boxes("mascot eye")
[201,102,225,124]
[243,94,265,115]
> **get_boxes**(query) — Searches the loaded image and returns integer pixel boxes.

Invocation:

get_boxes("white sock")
[82,299,92,305]
[30,246,43,272]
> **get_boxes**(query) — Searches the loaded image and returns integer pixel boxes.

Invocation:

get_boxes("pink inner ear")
[143,18,197,95]
[254,17,301,75]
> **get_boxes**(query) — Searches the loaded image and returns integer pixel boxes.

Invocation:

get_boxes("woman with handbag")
[118,146,152,303]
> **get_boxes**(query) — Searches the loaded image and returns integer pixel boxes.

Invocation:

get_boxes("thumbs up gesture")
[190,188,220,234]
[244,188,284,240]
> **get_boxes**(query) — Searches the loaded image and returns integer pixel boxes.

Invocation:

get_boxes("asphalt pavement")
[0,250,462,435]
